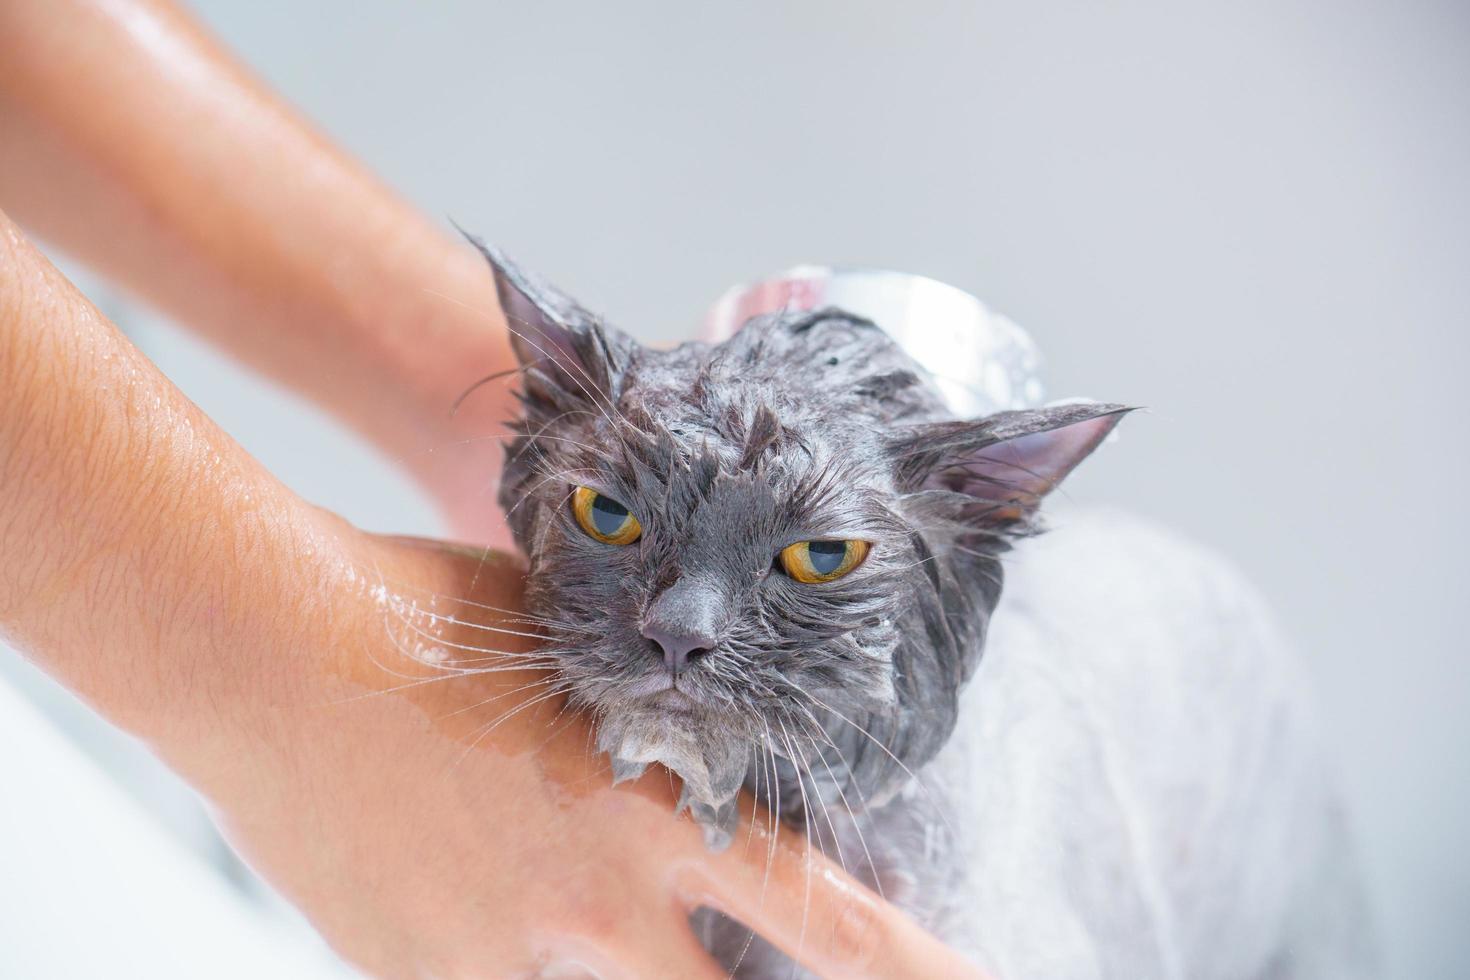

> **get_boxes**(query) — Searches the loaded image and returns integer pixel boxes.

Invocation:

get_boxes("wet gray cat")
[480,242,1123,807]
[470,240,1372,978]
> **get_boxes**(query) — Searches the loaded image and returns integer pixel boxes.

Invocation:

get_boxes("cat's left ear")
[887,402,1135,523]
[456,226,628,407]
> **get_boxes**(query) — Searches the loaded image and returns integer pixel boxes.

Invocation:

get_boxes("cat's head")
[473,240,1129,838]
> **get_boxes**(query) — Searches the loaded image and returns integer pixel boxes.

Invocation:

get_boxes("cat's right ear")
[456,226,624,408]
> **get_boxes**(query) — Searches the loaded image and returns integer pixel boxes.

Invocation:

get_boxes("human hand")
[0,212,984,977]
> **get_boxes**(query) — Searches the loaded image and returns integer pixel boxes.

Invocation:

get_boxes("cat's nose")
[640,576,726,679]
[641,623,715,678]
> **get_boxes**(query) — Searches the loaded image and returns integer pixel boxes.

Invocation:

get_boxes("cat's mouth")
[617,674,711,719]
[646,687,700,714]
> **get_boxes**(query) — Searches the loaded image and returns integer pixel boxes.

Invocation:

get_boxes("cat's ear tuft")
[455,226,625,407]
[888,402,1135,524]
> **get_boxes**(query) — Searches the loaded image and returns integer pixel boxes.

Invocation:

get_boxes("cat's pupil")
[808,540,847,575]
[589,494,629,536]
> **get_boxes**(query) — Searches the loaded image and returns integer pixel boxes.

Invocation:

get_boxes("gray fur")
[471,238,1125,840]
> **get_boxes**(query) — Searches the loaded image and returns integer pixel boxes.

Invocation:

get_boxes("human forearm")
[0,205,344,739]
[0,0,514,542]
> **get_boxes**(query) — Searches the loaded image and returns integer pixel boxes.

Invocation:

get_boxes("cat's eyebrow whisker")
[887,553,944,573]
[473,455,599,599]
[522,453,604,484]
[502,467,600,524]
[507,315,624,427]
[509,429,607,462]
[508,404,600,442]
[419,286,625,433]
[531,484,579,563]
[388,432,518,468]
[420,287,501,324]
[500,411,604,488]
[499,318,624,431]
[450,362,534,418]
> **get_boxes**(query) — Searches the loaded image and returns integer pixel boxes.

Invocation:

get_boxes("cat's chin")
[595,704,749,851]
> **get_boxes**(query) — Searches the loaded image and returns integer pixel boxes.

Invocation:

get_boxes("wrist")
[284,225,518,544]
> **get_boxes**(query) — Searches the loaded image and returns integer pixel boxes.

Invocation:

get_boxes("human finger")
[683,809,989,980]
[565,919,727,980]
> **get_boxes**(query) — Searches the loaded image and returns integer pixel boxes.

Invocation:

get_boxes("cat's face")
[473,239,1127,832]
[502,311,943,814]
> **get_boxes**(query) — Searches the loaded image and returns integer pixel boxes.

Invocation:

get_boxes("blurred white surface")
[0,664,352,979]
[2,1,1465,977]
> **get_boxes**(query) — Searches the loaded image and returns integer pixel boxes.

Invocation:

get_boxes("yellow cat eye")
[571,486,642,545]
[778,540,870,584]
